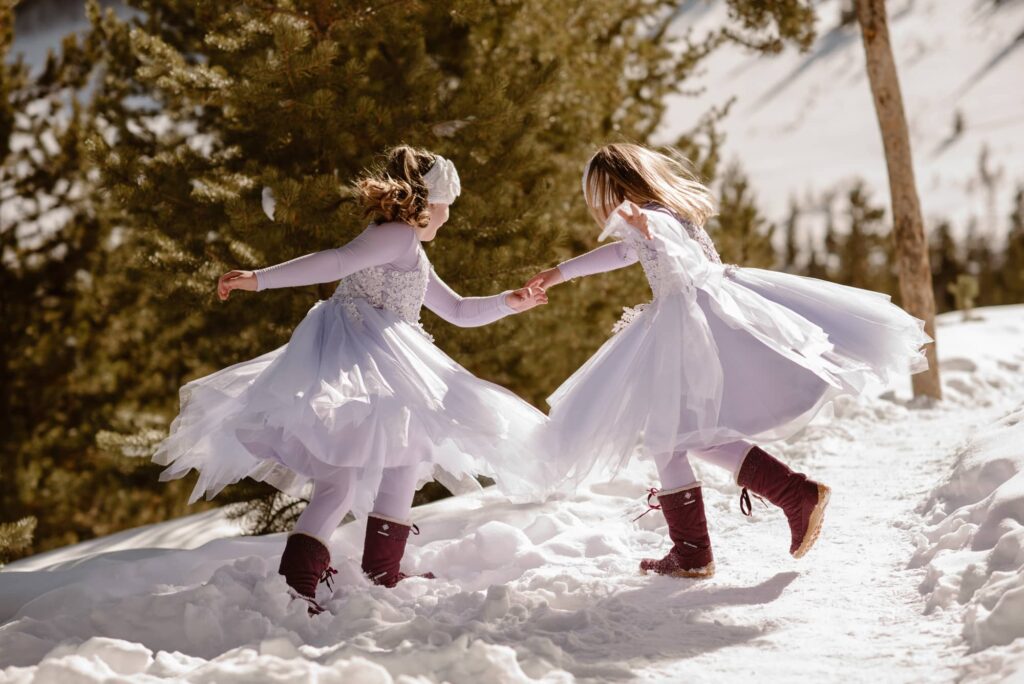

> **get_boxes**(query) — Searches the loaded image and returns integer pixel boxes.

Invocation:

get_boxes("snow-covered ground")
[663,0,1024,242]
[1,305,1023,683]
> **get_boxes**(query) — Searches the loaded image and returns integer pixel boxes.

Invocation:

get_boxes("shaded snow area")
[663,0,1024,239]
[1,306,1023,683]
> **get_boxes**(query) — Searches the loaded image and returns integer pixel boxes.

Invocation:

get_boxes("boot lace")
[319,565,338,591]
[631,487,662,522]
[739,488,769,517]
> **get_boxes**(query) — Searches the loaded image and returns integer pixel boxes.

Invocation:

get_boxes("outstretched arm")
[425,271,546,327]
[254,224,415,291]
[526,241,638,290]
[217,224,417,300]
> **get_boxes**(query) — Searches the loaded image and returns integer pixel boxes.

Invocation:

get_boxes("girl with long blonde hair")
[528,143,929,579]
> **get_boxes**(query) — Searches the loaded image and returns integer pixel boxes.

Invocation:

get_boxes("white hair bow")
[423,155,461,204]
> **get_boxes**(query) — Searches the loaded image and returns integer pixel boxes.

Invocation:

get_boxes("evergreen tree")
[782,198,801,272]
[707,162,776,267]
[834,181,889,291]
[997,185,1024,305]
[929,220,961,313]
[964,218,999,309]
[1,2,218,560]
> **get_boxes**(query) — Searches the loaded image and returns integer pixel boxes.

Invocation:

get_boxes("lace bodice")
[633,208,722,300]
[330,246,430,329]
[644,205,721,265]
[632,238,673,300]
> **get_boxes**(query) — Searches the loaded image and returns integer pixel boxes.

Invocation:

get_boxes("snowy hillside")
[663,0,1024,240]
[1,305,1023,683]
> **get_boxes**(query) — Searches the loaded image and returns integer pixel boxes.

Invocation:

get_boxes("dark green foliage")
[930,220,961,312]
[787,181,1024,314]
[226,491,307,536]
[782,198,801,272]
[1000,187,1024,302]
[833,182,892,293]
[707,162,776,268]
[0,517,37,564]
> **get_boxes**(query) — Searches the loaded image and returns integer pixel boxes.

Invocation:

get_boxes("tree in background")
[855,0,941,399]
[781,199,801,273]
[833,182,891,293]
[707,162,776,268]
[1,0,222,562]
[929,220,961,313]
[1000,187,1024,304]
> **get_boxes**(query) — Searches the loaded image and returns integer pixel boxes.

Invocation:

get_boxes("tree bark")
[855,0,942,400]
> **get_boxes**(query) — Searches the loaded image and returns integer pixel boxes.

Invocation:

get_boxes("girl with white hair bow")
[153,145,550,614]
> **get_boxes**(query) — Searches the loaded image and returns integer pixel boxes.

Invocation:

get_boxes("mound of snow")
[914,405,1024,680]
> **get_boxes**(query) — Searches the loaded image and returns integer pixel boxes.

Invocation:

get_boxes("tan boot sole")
[792,483,831,559]
[671,561,715,579]
[640,560,716,579]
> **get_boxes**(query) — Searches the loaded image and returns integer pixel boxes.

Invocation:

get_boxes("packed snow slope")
[663,0,1024,237]
[1,306,1023,683]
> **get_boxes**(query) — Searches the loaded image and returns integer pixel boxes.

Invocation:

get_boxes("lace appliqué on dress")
[329,247,434,343]
[611,303,649,334]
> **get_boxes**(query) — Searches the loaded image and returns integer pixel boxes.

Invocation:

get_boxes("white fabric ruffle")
[154,297,553,513]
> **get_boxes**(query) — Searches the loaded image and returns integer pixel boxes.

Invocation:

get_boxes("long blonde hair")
[355,145,436,228]
[582,143,716,227]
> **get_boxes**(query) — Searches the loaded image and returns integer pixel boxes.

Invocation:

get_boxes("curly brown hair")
[355,145,436,229]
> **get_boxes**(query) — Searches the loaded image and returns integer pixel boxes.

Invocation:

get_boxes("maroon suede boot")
[736,446,831,558]
[278,533,335,615]
[362,515,435,588]
[639,484,715,579]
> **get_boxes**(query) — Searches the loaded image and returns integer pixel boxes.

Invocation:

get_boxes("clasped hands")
[523,201,650,298]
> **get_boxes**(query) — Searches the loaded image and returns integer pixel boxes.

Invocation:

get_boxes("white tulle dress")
[546,203,930,485]
[153,223,552,515]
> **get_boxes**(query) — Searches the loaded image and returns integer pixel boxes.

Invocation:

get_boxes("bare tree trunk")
[855,0,942,400]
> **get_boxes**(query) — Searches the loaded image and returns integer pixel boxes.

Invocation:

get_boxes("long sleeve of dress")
[557,242,638,281]
[424,270,516,328]
[254,224,418,291]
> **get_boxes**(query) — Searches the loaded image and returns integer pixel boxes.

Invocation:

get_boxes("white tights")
[291,441,754,541]
[292,466,420,543]
[653,440,754,491]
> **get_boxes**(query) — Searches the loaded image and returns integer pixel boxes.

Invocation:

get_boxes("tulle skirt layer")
[154,297,552,515]
[546,267,930,486]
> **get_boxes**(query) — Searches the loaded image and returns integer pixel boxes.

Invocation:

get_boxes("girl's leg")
[732,444,830,558]
[643,451,714,578]
[371,466,420,522]
[282,474,354,613]
[293,474,356,545]
[653,450,699,490]
[688,440,754,478]
[363,466,431,587]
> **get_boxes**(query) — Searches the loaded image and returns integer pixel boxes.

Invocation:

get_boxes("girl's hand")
[506,286,549,313]
[525,267,564,291]
[618,201,652,240]
[217,270,258,301]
